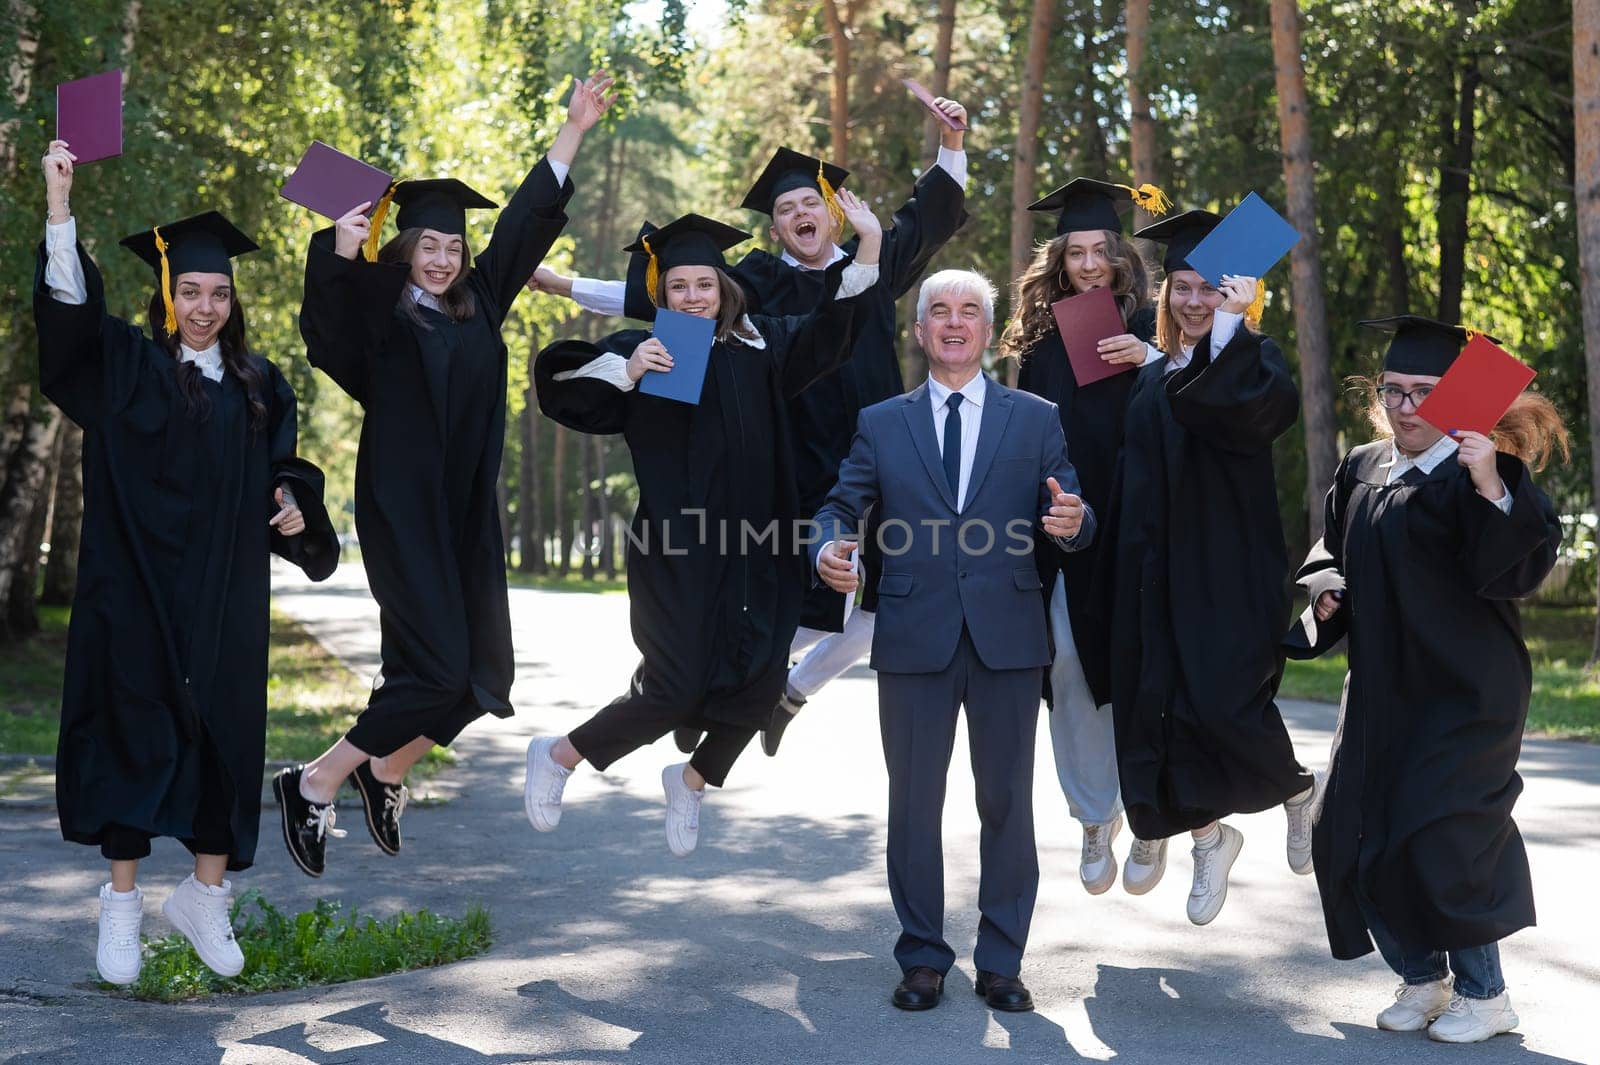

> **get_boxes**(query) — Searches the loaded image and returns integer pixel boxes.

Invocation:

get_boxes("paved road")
[0,561,1595,1064]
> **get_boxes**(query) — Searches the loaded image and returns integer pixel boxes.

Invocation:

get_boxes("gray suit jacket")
[811,375,1094,674]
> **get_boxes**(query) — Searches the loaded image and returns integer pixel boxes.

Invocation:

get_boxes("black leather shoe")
[672,727,703,754]
[348,760,408,856]
[273,765,342,878]
[974,970,1034,1012]
[891,966,945,1011]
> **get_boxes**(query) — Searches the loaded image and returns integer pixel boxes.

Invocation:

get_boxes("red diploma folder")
[901,79,967,131]
[1051,286,1134,387]
[1415,335,1536,436]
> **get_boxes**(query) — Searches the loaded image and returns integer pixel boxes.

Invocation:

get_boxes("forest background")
[1,0,1597,662]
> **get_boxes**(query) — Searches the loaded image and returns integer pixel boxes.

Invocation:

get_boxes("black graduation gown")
[534,284,862,730]
[34,244,338,872]
[1018,303,1155,706]
[731,166,966,631]
[298,158,574,755]
[1287,442,1559,959]
[1103,327,1310,840]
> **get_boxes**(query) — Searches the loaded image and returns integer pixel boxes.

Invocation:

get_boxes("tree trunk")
[0,390,61,642]
[1379,161,1411,313]
[1437,5,1481,323]
[921,0,959,161]
[1574,0,1600,661]
[1270,0,1338,541]
[580,427,596,580]
[1078,4,1111,178]
[0,2,40,176]
[1009,0,1058,387]
[41,421,82,604]
[552,423,569,575]
[517,390,540,573]
[1126,0,1158,229]
[820,0,853,166]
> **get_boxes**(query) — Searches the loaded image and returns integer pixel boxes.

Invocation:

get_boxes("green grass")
[103,890,492,1001]
[0,605,70,754]
[505,568,627,594]
[1281,604,1600,742]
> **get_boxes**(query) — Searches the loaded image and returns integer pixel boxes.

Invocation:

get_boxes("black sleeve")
[1128,304,1158,343]
[33,243,148,427]
[298,229,410,403]
[1284,454,1351,660]
[757,262,870,398]
[1458,454,1562,600]
[877,165,967,299]
[469,157,575,326]
[533,331,643,436]
[1166,331,1300,454]
[265,363,339,580]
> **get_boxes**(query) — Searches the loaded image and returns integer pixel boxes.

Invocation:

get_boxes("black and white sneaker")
[348,760,408,856]
[272,765,345,878]
[762,689,806,757]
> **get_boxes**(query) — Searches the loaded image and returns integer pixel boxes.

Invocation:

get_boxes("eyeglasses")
[1376,384,1434,410]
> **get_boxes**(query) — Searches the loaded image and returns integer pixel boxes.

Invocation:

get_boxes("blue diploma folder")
[639,308,716,405]
[1184,192,1301,285]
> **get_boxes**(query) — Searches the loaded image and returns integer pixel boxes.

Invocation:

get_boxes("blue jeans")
[1357,892,1505,999]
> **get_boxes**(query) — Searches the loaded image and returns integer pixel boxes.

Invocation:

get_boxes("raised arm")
[299,227,410,403]
[876,101,969,298]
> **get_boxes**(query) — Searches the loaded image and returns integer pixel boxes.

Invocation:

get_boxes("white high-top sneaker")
[1427,992,1519,1043]
[1376,978,1452,1031]
[1080,814,1122,895]
[162,875,244,977]
[662,763,704,857]
[96,883,144,986]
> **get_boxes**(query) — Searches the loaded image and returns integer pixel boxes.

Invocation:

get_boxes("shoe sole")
[1081,817,1122,895]
[891,996,941,1011]
[1378,1009,1446,1032]
[1187,827,1244,926]
[349,770,401,856]
[1427,1011,1518,1043]
[662,765,699,857]
[272,771,324,879]
[973,980,1034,1012]
[524,740,562,833]
[161,896,244,978]
[1124,843,1168,896]
[96,963,140,986]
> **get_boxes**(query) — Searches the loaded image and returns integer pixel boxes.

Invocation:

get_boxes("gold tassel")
[816,161,847,235]
[153,225,178,336]
[1246,279,1267,325]
[1119,182,1172,216]
[364,183,396,263]
[643,235,660,306]
[1462,327,1483,344]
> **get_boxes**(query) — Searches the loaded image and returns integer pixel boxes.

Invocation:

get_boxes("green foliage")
[106,890,492,1001]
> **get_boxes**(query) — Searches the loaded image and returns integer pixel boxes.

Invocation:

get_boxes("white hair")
[916,269,998,326]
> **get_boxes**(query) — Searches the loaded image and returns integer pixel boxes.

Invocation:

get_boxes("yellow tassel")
[816,161,847,235]
[1246,279,1267,325]
[153,225,178,336]
[1119,182,1172,216]
[1462,327,1483,344]
[364,183,396,263]
[643,236,660,306]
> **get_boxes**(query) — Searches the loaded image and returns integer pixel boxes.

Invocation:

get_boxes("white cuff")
[1209,309,1243,357]
[552,352,637,391]
[1489,482,1514,514]
[571,277,628,317]
[816,541,836,578]
[836,262,880,300]
[1141,342,1164,367]
[548,158,570,187]
[934,146,968,190]
[44,217,88,305]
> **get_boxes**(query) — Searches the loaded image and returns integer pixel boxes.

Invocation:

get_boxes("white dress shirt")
[1382,434,1512,513]
[925,371,986,512]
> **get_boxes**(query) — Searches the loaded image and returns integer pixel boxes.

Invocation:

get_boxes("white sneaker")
[1124,837,1168,895]
[162,875,244,978]
[524,737,571,832]
[96,883,144,985]
[1376,978,1453,1031]
[662,763,704,857]
[1186,823,1244,926]
[1080,815,1122,895]
[1284,770,1324,875]
[1428,991,1519,1043]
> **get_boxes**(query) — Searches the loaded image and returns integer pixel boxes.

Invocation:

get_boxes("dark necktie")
[942,392,963,501]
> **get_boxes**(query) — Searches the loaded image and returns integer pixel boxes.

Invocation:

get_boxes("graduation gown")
[1287,442,1559,959]
[534,283,862,730]
[298,158,574,755]
[34,245,338,872]
[1103,327,1309,840]
[1018,303,1155,706]
[732,166,966,631]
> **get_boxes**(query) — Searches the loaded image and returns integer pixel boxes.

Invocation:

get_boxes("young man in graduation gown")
[531,102,969,754]
[813,269,1094,1013]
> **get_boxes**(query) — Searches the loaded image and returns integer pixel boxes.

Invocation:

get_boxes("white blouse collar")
[179,342,224,382]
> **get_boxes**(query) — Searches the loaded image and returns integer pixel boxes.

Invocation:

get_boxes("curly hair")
[999,230,1150,362]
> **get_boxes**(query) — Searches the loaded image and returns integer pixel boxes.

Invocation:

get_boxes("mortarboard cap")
[391,178,497,237]
[741,147,850,224]
[624,214,752,303]
[1029,177,1171,236]
[1134,209,1222,273]
[1361,315,1501,377]
[119,210,259,335]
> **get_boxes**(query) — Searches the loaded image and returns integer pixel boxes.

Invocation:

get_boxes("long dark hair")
[654,268,751,343]
[380,228,478,327]
[146,288,268,430]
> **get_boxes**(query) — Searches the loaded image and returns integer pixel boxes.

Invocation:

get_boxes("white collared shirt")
[1382,435,1512,513]
[407,283,443,313]
[925,371,987,512]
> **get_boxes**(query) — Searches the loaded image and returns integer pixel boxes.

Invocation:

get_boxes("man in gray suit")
[811,269,1093,1013]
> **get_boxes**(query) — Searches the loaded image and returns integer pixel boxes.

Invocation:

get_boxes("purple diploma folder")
[57,70,123,165]
[280,141,394,221]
